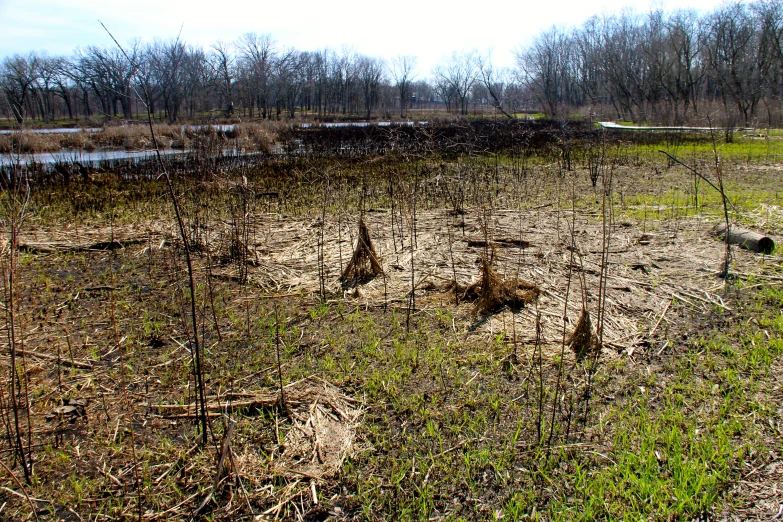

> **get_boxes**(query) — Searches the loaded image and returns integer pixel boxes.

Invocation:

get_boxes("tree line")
[518,0,783,126]
[2,0,782,127]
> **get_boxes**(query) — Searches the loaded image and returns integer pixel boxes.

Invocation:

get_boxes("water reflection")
[0,127,103,135]
[0,149,190,165]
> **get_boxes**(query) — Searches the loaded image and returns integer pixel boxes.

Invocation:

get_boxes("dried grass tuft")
[458,252,540,314]
[340,218,383,287]
[568,308,598,361]
[220,235,259,267]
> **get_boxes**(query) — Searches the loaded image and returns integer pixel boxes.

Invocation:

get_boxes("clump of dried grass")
[456,252,540,314]
[568,308,599,361]
[0,134,11,154]
[94,124,186,149]
[220,234,259,267]
[276,379,362,480]
[234,123,274,153]
[340,218,383,287]
[60,131,91,150]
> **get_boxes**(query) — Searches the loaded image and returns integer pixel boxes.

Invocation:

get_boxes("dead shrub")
[61,131,90,149]
[20,133,62,153]
[0,132,63,153]
[220,234,259,267]
[235,123,274,153]
[96,124,182,149]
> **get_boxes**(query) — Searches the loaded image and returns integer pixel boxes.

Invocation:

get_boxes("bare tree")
[573,16,607,119]
[663,10,706,121]
[149,39,195,122]
[76,42,142,119]
[2,1,778,126]
[755,0,783,123]
[475,51,514,118]
[274,48,309,119]
[707,2,771,126]
[390,55,417,117]
[1,54,40,123]
[601,13,649,122]
[337,46,358,115]
[210,41,236,117]
[48,57,77,119]
[357,55,384,119]
[433,50,478,115]
[237,33,276,119]
[516,27,574,119]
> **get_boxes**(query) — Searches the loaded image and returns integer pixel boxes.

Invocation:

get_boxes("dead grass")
[340,218,384,286]
[0,132,63,153]
[456,252,541,314]
[568,308,598,361]
[0,122,277,154]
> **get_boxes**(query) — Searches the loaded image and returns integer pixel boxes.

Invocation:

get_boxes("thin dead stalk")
[0,458,39,521]
[658,149,736,279]
[1,115,32,484]
[100,22,210,445]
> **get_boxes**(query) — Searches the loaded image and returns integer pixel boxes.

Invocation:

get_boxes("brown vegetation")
[340,218,384,286]
[456,252,541,314]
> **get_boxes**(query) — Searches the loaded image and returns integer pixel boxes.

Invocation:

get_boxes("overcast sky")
[1,0,723,77]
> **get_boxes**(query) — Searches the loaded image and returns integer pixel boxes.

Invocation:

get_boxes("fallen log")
[713,223,775,254]
[19,238,147,254]
[466,238,531,249]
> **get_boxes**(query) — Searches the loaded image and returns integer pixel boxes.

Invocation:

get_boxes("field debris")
[340,217,384,287]
[568,308,599,361]
[19,238,145,254]
[3,124,783,520]
[276,379,362,480]
[220,235,261,266]
[457,252,541,314]
[712,222,775,254]
[465,237,531,249]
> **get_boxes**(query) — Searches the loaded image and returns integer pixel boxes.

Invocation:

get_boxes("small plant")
[568,308,598,361]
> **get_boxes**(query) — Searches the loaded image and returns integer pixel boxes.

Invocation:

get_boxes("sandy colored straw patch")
[17,206,782,362]
[275,379,363,481]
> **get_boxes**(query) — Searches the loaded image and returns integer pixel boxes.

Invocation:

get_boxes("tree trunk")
[713,223,774,254]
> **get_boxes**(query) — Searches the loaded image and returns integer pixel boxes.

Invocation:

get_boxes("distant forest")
[2,0,782,127]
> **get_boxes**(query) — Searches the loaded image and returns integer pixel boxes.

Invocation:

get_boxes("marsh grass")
[0,121,278,155]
